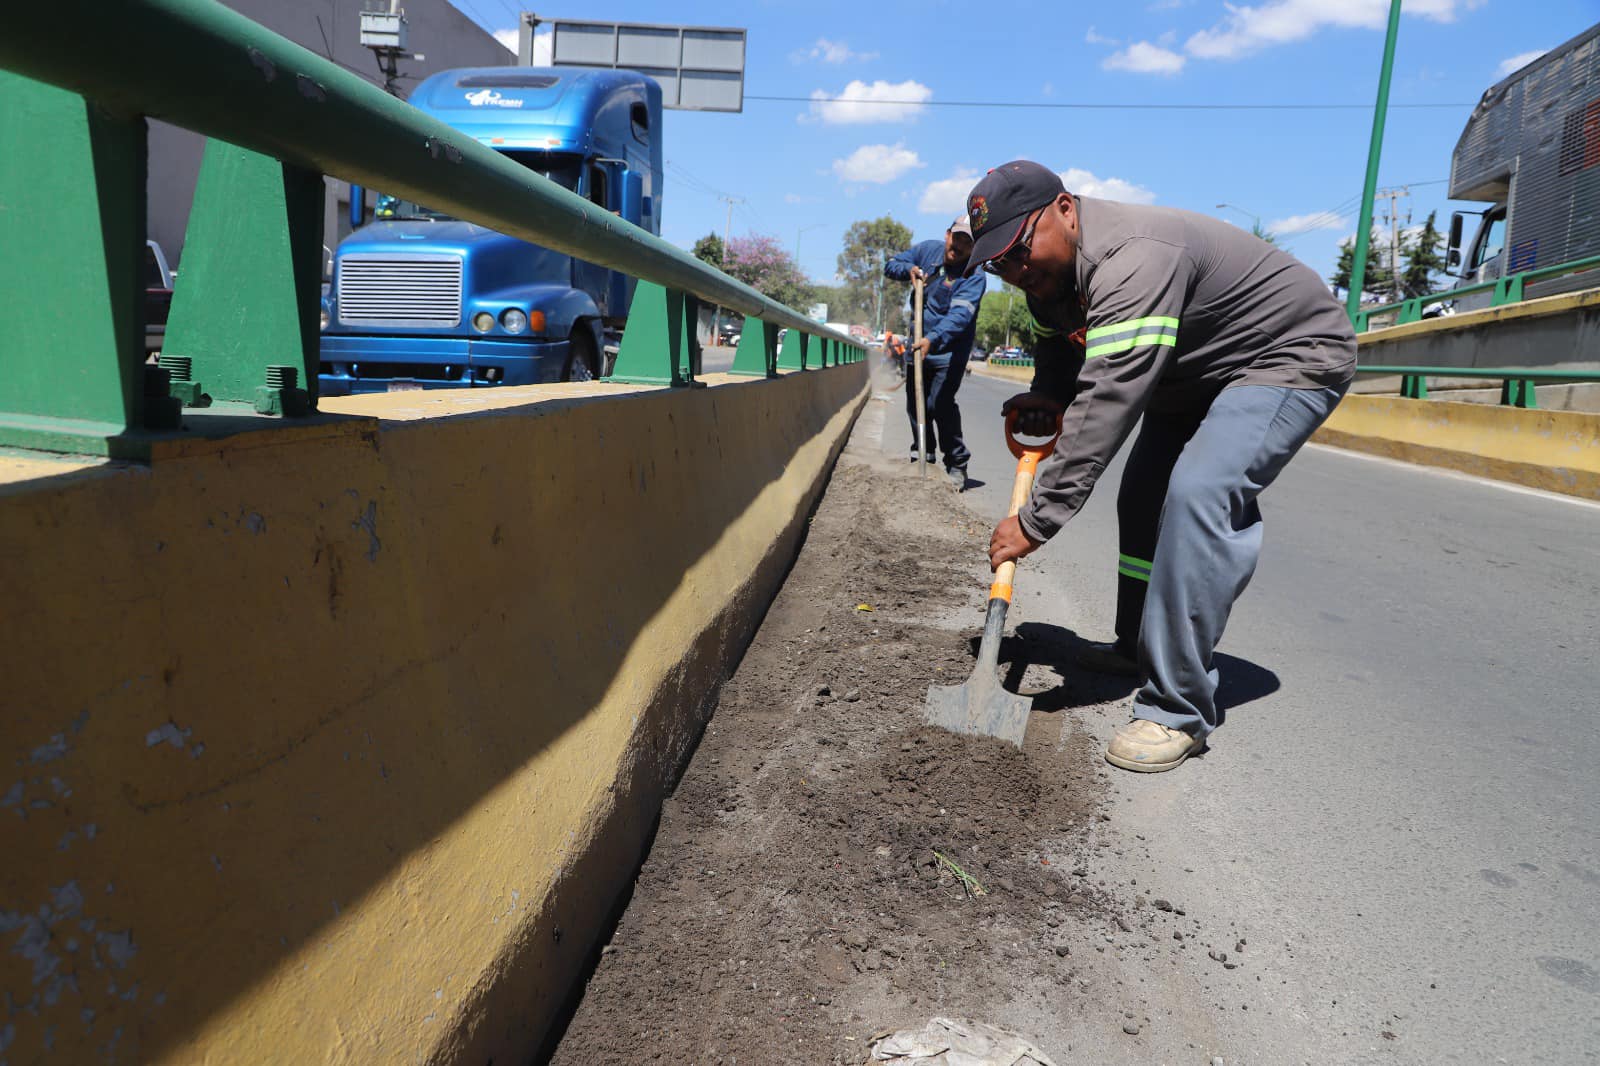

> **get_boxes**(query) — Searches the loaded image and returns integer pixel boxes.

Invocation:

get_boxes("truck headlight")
[320,306,331,331]
[500,308,528,334]
[472,311,495,333]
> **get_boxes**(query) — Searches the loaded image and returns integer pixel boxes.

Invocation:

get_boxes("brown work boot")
[1105,719,1203,773]
[1075,640,1140,676]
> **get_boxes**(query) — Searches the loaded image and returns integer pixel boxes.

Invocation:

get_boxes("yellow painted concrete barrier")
[1313,393,1600,499]
[971,362,1034,384]
[0,364,866,1064]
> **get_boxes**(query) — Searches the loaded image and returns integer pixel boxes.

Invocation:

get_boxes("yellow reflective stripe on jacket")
[1085,332,1178,359]
[1084,316,1180,341]
[1030,313,1060,338]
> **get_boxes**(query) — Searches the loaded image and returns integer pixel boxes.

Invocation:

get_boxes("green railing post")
[776,329,805,371]
[0,71,168,455]
[1500,378,1537,408]
[1492,274,1525,306]
[607,280,700,386]
[161,139,323,416]
[729,318,777,377]
[1400,374,1429,400]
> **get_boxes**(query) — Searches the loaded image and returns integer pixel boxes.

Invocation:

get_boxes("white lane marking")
[1305,442,1600,513]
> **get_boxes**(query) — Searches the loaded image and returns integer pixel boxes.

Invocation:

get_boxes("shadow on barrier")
[0,367,866,1063]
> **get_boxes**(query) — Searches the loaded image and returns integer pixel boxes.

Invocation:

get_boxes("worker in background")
[965,160,1355,773]
[884,216,986,489]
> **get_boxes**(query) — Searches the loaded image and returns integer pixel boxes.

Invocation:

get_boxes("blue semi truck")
[319,66,663,393]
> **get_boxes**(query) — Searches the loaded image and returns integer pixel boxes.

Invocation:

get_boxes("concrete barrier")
[1313,393,1600,499]
[971,361,1034,384]
[1352,288,1600,397]
[0,364,867,1064]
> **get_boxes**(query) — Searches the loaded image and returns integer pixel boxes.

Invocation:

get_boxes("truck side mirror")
[1446,212,1464,272]
[621,171,644,227]
[349,184,366,230]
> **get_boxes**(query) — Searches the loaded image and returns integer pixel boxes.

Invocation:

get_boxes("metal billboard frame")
[517,13,746,113]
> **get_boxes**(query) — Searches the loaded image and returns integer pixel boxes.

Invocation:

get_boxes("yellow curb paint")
[0,365,867,1064]
[1314,393,1600,499]
[971,362,1035,384]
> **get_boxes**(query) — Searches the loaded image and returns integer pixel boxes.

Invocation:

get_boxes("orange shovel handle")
[989,410,1062,603]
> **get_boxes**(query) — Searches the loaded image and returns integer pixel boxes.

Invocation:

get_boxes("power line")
[750,94,1469,112]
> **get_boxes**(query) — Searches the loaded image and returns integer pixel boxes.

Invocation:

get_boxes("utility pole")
[711,195,743,346]
[1347,0,1402,317]
[360,0,425,98]
[1004,285,1015,349]
[1376,185,1411,302]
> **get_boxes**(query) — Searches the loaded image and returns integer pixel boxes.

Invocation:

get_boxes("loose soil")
[545,398,1225,1064]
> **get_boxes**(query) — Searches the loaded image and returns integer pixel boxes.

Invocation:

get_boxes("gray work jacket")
[1020,196,1356,541]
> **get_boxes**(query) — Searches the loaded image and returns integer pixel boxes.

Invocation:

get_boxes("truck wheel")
[562,327,599,382]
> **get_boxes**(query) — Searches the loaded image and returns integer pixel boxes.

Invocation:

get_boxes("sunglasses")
[983,208,1044,276]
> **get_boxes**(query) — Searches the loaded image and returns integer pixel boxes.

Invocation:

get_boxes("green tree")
[835,215,914,334]
[1330,229,1395,301]
[1251,221,1277,245]
[1399,211,1447,299]
[723,235,816,311]
[974,285,1036,352]
[692,232,724,269]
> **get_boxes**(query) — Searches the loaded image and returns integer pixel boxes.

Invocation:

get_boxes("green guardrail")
[1354,365,1600,408]
[0,0,864,459]
[987,357,1035,369]
[1352,254,1600,334]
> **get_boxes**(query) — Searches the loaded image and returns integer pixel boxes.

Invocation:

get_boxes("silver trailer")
[1446,21,1600,305]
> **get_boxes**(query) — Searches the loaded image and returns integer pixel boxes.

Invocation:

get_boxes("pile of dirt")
[546,427,1134,1063]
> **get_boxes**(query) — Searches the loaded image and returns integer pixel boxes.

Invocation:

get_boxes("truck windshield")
[373,152,584,223]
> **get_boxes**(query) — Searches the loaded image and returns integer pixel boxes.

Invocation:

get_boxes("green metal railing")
[989,357,1036,369]
[1354,365,1600,408]
[0,0,862,458]
[1352,254,1600,333]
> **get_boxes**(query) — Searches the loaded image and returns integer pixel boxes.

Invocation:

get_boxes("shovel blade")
[924,666,1032,747]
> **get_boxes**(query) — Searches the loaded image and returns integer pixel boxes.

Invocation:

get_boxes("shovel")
[924,410,1060,747]
[912,275,927,478]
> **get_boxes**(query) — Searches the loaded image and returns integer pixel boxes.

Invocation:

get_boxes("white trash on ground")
[866,1017,1059,1066]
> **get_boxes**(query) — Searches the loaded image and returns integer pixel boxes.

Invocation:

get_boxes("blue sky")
[448,0,1597,293]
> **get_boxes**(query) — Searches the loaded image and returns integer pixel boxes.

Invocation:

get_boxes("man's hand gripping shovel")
[923,410,1061,746]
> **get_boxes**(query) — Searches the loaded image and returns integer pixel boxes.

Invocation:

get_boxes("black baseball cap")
[963,160,1066,275]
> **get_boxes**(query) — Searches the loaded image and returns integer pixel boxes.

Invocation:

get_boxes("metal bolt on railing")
[255,364,308,418]
[158,353,207,407]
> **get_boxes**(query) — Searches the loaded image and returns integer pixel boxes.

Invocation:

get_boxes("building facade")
[148,0,511,271]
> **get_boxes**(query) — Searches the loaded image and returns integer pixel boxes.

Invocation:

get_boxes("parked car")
[144,240,174,354]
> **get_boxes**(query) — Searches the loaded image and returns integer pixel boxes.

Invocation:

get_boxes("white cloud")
[1497,49,1547,78]
[805,38,879,64]
[1060,168,1157,205]
[920,166,1156,215]
[784,193,822,205]
[1085,26,1118,45]
[833,143,924,184]
[1267,211,1348,236]
[1185,0,1482,61]
[807,79,933,124]
[919,169,981,215]
[493,26,552,64]
[1103,41,1187,75]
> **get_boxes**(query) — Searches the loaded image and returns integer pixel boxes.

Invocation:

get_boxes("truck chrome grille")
[337,254,462,327]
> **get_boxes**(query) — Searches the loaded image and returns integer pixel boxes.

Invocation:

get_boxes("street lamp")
[1215,203,1262,231]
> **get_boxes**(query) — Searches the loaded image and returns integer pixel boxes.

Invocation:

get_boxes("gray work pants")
[1127,383,1347,740]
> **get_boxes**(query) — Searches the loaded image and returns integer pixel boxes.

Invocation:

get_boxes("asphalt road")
[879,366,1600,1063]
